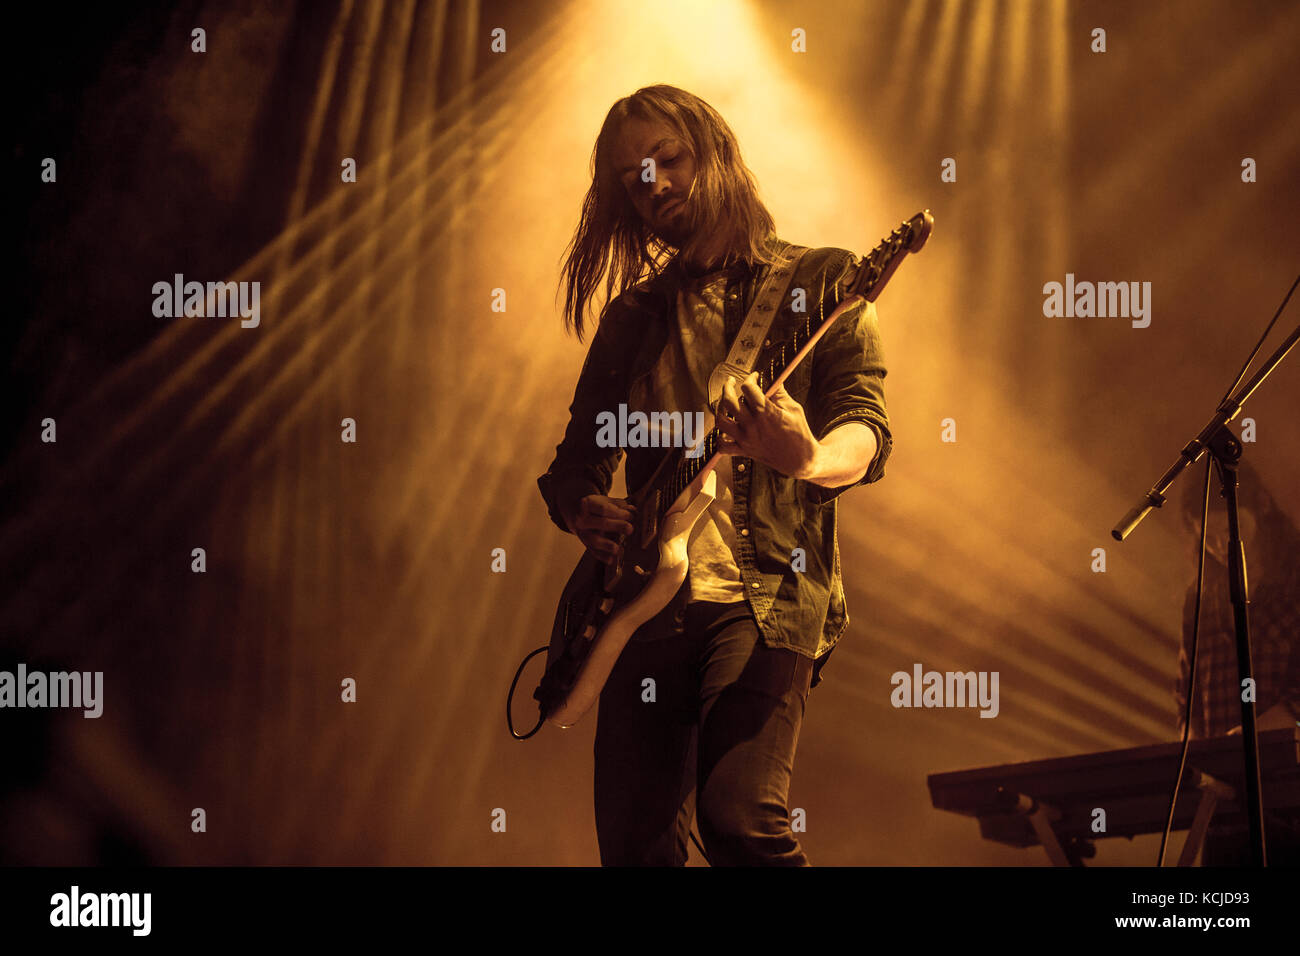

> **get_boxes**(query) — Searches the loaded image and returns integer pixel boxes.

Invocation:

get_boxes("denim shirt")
[537,237,892,689]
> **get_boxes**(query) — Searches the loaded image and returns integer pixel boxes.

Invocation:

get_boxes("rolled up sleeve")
[804,255,893,506]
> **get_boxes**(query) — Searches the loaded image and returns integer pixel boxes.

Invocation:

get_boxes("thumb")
[769,380,798,407]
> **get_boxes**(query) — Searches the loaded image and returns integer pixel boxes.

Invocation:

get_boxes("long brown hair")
[558,85,780,340]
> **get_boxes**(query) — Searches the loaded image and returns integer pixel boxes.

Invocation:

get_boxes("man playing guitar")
[538,84,893,866]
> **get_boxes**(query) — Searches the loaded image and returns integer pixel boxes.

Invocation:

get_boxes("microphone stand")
[1112,319,1299,867]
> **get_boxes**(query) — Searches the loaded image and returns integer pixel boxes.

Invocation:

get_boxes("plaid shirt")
[1175,554,1300,738]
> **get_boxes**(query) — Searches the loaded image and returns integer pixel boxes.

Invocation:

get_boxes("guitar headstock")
[844,209,934,301]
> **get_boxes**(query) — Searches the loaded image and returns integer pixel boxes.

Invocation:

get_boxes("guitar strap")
[706,241,811,409]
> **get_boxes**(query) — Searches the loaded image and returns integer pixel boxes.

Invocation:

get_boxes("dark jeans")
[593,599,814,866]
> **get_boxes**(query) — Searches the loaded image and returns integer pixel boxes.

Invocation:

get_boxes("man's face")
[612,116,696,247]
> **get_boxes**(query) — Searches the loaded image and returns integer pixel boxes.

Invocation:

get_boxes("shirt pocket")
[763,319,814,404]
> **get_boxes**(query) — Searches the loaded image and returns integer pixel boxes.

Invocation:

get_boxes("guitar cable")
[1159,458,1210,866]
[506,646,549,740]
[1159,273,1299,865]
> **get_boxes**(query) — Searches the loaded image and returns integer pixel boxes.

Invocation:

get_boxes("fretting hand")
[715,371,820,479]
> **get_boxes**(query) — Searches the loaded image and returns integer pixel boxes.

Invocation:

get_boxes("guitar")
[533,210,934,729]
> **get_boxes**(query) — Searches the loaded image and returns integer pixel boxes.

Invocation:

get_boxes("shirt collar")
[665,234,779,288]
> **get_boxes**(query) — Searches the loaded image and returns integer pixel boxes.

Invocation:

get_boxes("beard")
[652,200,693,249]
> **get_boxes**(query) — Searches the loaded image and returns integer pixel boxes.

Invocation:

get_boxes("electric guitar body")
[541,468,717,728]
[533,210,934,729]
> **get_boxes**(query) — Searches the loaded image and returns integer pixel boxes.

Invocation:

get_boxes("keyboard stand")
[1177,769,1235,866]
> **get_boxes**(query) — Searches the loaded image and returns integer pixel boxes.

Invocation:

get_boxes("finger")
[715,410,746,441]
[587,536,621,562]
[735,387,758,426]
[585,498,635,520]
[716,421,746,452]
[583,537,612,563]
[769,381,800,409]
[719,377,742,420]
[740,376,767,414]
[579,514,634,535]
[606,516,636,534]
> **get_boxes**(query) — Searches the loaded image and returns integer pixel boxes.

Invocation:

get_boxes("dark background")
[5,0,1298,865]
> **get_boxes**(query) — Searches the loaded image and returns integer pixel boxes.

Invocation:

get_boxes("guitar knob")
[633,565,647,576]
[599,597,614,613]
